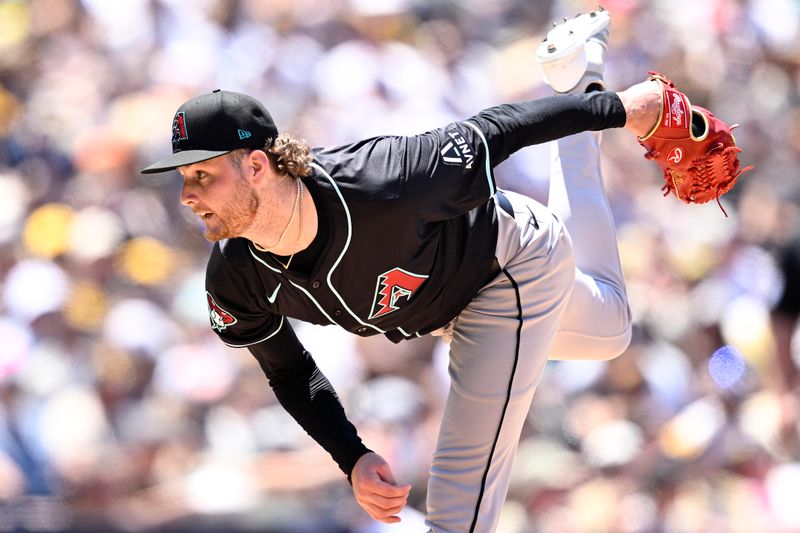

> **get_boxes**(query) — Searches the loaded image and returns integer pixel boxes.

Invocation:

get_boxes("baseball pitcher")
[141,8,749,532]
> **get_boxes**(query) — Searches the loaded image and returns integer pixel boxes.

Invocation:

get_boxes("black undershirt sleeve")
[206,240,369,479]
[467,91,627,167]
[247,325,371,478]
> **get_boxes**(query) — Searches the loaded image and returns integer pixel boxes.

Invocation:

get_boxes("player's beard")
[203,178,259,241]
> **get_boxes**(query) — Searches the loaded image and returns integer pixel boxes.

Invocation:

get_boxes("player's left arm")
[403,91,631,222]
[466,91,627,166]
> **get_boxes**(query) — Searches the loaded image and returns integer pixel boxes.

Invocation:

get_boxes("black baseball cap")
[141,89,278,174]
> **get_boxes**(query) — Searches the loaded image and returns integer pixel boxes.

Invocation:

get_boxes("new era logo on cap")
[238,129,252,140]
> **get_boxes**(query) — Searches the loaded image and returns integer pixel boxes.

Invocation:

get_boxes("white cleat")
[536,7,611,94]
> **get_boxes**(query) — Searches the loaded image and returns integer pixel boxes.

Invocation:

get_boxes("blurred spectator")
[771,227,800,456]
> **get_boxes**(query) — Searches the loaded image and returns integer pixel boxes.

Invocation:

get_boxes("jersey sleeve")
[313,132,495,222]
[205,240,285,347]
[403,91,627,222]
[403,121,497,223]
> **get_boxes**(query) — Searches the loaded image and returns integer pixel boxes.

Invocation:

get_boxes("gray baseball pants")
[425,131,632,532]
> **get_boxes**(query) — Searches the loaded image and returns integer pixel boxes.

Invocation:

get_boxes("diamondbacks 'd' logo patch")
[172,112,188,144]
[207,292,237,332]
[369,268,428,319]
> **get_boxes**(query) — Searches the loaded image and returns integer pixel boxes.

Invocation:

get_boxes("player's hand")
[350,452,411,524]
[617,78,662,138]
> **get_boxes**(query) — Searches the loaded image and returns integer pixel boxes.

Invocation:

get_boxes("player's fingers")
[360,500,407,523]
[355,486,408,518]
[380,502,407,516]
[355,480,408,501]
[361,500,407,517]
[369,480,411,498]
[358,492,408,511]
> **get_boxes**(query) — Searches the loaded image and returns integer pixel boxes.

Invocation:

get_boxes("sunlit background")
[0,0,799,531]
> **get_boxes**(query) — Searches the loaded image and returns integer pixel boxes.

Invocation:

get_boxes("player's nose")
[180,180,198,207]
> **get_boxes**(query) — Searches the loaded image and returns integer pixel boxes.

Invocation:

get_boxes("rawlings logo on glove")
[638,72,753,216]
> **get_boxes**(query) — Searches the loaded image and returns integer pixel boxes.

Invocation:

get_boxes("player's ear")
[246,149,271,186]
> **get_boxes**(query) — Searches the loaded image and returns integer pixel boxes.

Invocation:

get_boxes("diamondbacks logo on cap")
[369,267,428,319]
[172,112,189,143]
[207,292,237,332]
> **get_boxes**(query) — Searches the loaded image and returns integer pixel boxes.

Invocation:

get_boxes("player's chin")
[203,221,233,242]
[203,227,224,242]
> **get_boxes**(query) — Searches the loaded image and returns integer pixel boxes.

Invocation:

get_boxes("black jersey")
[206,120,500,347]
[204,92,627,476]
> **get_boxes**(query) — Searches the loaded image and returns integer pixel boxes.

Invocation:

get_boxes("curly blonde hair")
[229,134,313,179]
[267,134,313,178]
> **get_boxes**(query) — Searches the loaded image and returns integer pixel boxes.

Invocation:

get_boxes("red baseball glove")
[638,72,753,216]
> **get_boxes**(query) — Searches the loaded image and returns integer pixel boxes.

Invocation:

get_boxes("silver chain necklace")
[254,179,304,270]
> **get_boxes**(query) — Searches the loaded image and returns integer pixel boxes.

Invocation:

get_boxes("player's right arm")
[205,241,371,479]
[244,326,372,478]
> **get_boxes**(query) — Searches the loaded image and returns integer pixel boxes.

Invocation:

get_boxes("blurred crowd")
[0,0,799,531]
